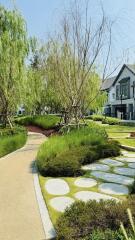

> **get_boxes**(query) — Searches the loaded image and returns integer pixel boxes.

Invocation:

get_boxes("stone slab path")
[0,132,46,240]
[43,150,135,214]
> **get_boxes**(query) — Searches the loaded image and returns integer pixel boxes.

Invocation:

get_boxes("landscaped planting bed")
[37,122,135,239]
[37,123,120,177]
[0,126,27,157]
[15,114,60,129]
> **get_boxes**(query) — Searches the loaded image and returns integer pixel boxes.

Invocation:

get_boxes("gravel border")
[33,166,56,240]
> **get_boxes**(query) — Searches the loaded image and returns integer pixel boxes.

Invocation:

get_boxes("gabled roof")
[101,76,116,90]
[101,64,135,91]
[112,64,135,86]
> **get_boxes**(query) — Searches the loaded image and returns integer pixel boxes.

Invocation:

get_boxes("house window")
[116,78,130,100]
[116,85,120,100]
[112,93,115,99]
[120,79,130,99]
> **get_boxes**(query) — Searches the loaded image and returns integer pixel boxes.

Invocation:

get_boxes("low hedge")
[85,114,105,121]
[15,114,60,129]
[102,117,121,125]
[85,115,121,125]
[0,127,27,157]
[56,198,135,240]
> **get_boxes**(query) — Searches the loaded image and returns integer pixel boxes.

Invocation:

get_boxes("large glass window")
[116,85,120,100]
[116,78,130,100]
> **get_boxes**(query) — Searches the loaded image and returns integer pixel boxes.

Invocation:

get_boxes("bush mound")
[96,140,121,158]
[56,198,135,240]
[102,117,121,125]
[85,114,121,125]
[85,114,104,121]
[0,127,27,157]
[37,123,120,177]
[15,114,60,129]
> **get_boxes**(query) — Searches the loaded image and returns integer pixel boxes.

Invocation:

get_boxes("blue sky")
[1,0,135,70]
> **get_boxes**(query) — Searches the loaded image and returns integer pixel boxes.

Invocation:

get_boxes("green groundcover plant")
[55,197,135,240]
[37,122,120,177]
[0,127,27,157]
[15,114,60,129]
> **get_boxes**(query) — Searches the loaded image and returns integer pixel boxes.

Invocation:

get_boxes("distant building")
[102,64,135,120]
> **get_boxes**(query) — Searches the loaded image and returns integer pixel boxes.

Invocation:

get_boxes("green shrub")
[96,140,121,158]
[37,123,120,177]
[38,147,87,177]
[84,229,125,240]
[56,200,130,240]
[0,127,27,157]
[102,117,121,125]
[37,124,109,176]
[89,115,105,121]
[15,114,60,129]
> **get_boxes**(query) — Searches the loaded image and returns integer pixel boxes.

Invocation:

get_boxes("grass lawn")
[87,121,135,147]
[105,124,135,133]
[0,127,27,157]
[117,138,135,147]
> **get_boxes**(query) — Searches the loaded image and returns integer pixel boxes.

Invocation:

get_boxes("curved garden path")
[0,132,46,240]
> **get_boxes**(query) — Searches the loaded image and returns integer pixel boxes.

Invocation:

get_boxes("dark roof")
[112,64,135,86]
[101,64,135,91]
[101,76,116,90]
[126,64,135,75]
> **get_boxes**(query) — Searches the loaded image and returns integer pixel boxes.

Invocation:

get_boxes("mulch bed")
[26,125,58,137]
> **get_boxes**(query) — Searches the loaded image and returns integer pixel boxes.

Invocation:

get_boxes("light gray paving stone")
[99,183,129,195]
[74,191,118,202]
[91,171,134,186]
[128,163,135,169]
[82,163,110,171]
[116,157,135,163]
[74,178,97,188]
[100,159,124,167]
[50,197,75,212]
[45,179,69,195]
[114,167,135,177]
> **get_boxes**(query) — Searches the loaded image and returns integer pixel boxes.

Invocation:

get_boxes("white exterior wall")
[108,66,135,106]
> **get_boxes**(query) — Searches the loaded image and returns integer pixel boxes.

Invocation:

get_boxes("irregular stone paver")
[99,183,129,195]
[74,178,97,188]
[45,178,69,195]
[114,167,135,177]
[91,171,134,185]
[128,163,135,169]
[82,163,110,171]
[100,159,124,166]
[50,197,75,212]
[74,191,118,202]
[0,132,46,240]
[116,157,135,163]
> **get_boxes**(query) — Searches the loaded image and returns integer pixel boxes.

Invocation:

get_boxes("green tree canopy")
[0,5,29,125]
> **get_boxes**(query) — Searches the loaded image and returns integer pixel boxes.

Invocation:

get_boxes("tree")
[0,6,29,126]
[41,1,114,124]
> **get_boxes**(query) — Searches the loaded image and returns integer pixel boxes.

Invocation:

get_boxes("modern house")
[102,64,135,120]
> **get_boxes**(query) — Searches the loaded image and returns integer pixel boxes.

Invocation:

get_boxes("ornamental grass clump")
[37,123,120,177]
[15,114,60,129]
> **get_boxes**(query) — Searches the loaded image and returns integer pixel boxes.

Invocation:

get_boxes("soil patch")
[26,125,58,137]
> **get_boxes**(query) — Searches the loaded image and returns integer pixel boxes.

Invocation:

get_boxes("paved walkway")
[0,132,46,240]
